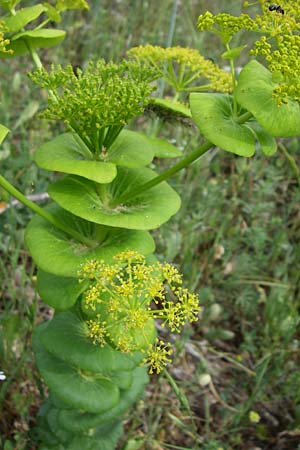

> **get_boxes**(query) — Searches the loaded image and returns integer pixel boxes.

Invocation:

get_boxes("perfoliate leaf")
[65,421,123,450]
[190,93,256,156]
[236,60,300,137]
[33,325,120,413]
[59,367,148,433]
[1,29,65,57]
[107,129,181,165]
[38,312,140,373]
[34,133,117,183]
[107,129,155,168]
[25,204,155,277]
[48,168,181,230]
[42,3,62,22]
[36,270,89,310]
[3,5,46,33]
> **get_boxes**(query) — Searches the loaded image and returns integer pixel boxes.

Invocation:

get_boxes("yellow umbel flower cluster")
[128,45,232,93]
[197,11,255,44]
[78,250,200,374]
[198,5,300,106]
[250,2,300,105]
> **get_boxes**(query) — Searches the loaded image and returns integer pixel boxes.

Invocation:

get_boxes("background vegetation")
[1,1,300,449]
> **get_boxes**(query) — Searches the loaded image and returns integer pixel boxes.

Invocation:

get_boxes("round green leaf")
[66,421,123,450]
[34,133,117,183]
[37,270,88,310]
[59,367,148,433]
[106,130,154,168]
[39,312,140,373]
[33,326,120,413]
[221,45,247,60]
[108,370,133,390]
[25,204,155,277]
[48,168,181,230]
[3,29,66,57]
[190,93,256,157]
[46,407,73,444]
[236,60,300,137]
[3,5,46,33]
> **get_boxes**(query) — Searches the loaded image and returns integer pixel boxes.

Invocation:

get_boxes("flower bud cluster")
[78,251,200,373]
[128,45,232,93]
[29,60,158,140]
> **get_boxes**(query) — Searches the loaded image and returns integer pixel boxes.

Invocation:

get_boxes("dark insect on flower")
[268,4,284,14]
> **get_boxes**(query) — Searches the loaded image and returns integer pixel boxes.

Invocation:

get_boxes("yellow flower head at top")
[127,45,232,93]
[78,250,201,374]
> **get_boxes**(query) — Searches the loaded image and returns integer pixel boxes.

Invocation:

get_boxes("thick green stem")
[0,175,94,247]
[110,140,213,206]
[226,43,238,115]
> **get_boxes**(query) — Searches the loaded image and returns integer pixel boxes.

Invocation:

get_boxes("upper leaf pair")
[190,61,300,157]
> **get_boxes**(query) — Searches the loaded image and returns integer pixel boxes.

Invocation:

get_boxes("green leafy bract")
[48,168,181,230]
[36,270,88,310]
[38,312,140,373]
[3,4,46,33]
[106,129,181,165]
[65,421,123,450]
[58,367,148,433]
[106,129,155,167]
[190,92,256,157]
[34,133,117,183]
[236,60,300,137]
[25,204,155,277]
[2,29,65,57]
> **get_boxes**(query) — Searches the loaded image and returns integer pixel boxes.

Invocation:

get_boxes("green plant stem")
[111,141,212,206]
[226,43,237,115]
[278,143,300,185]
[26,41,43,69]
[0,175,94,246]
